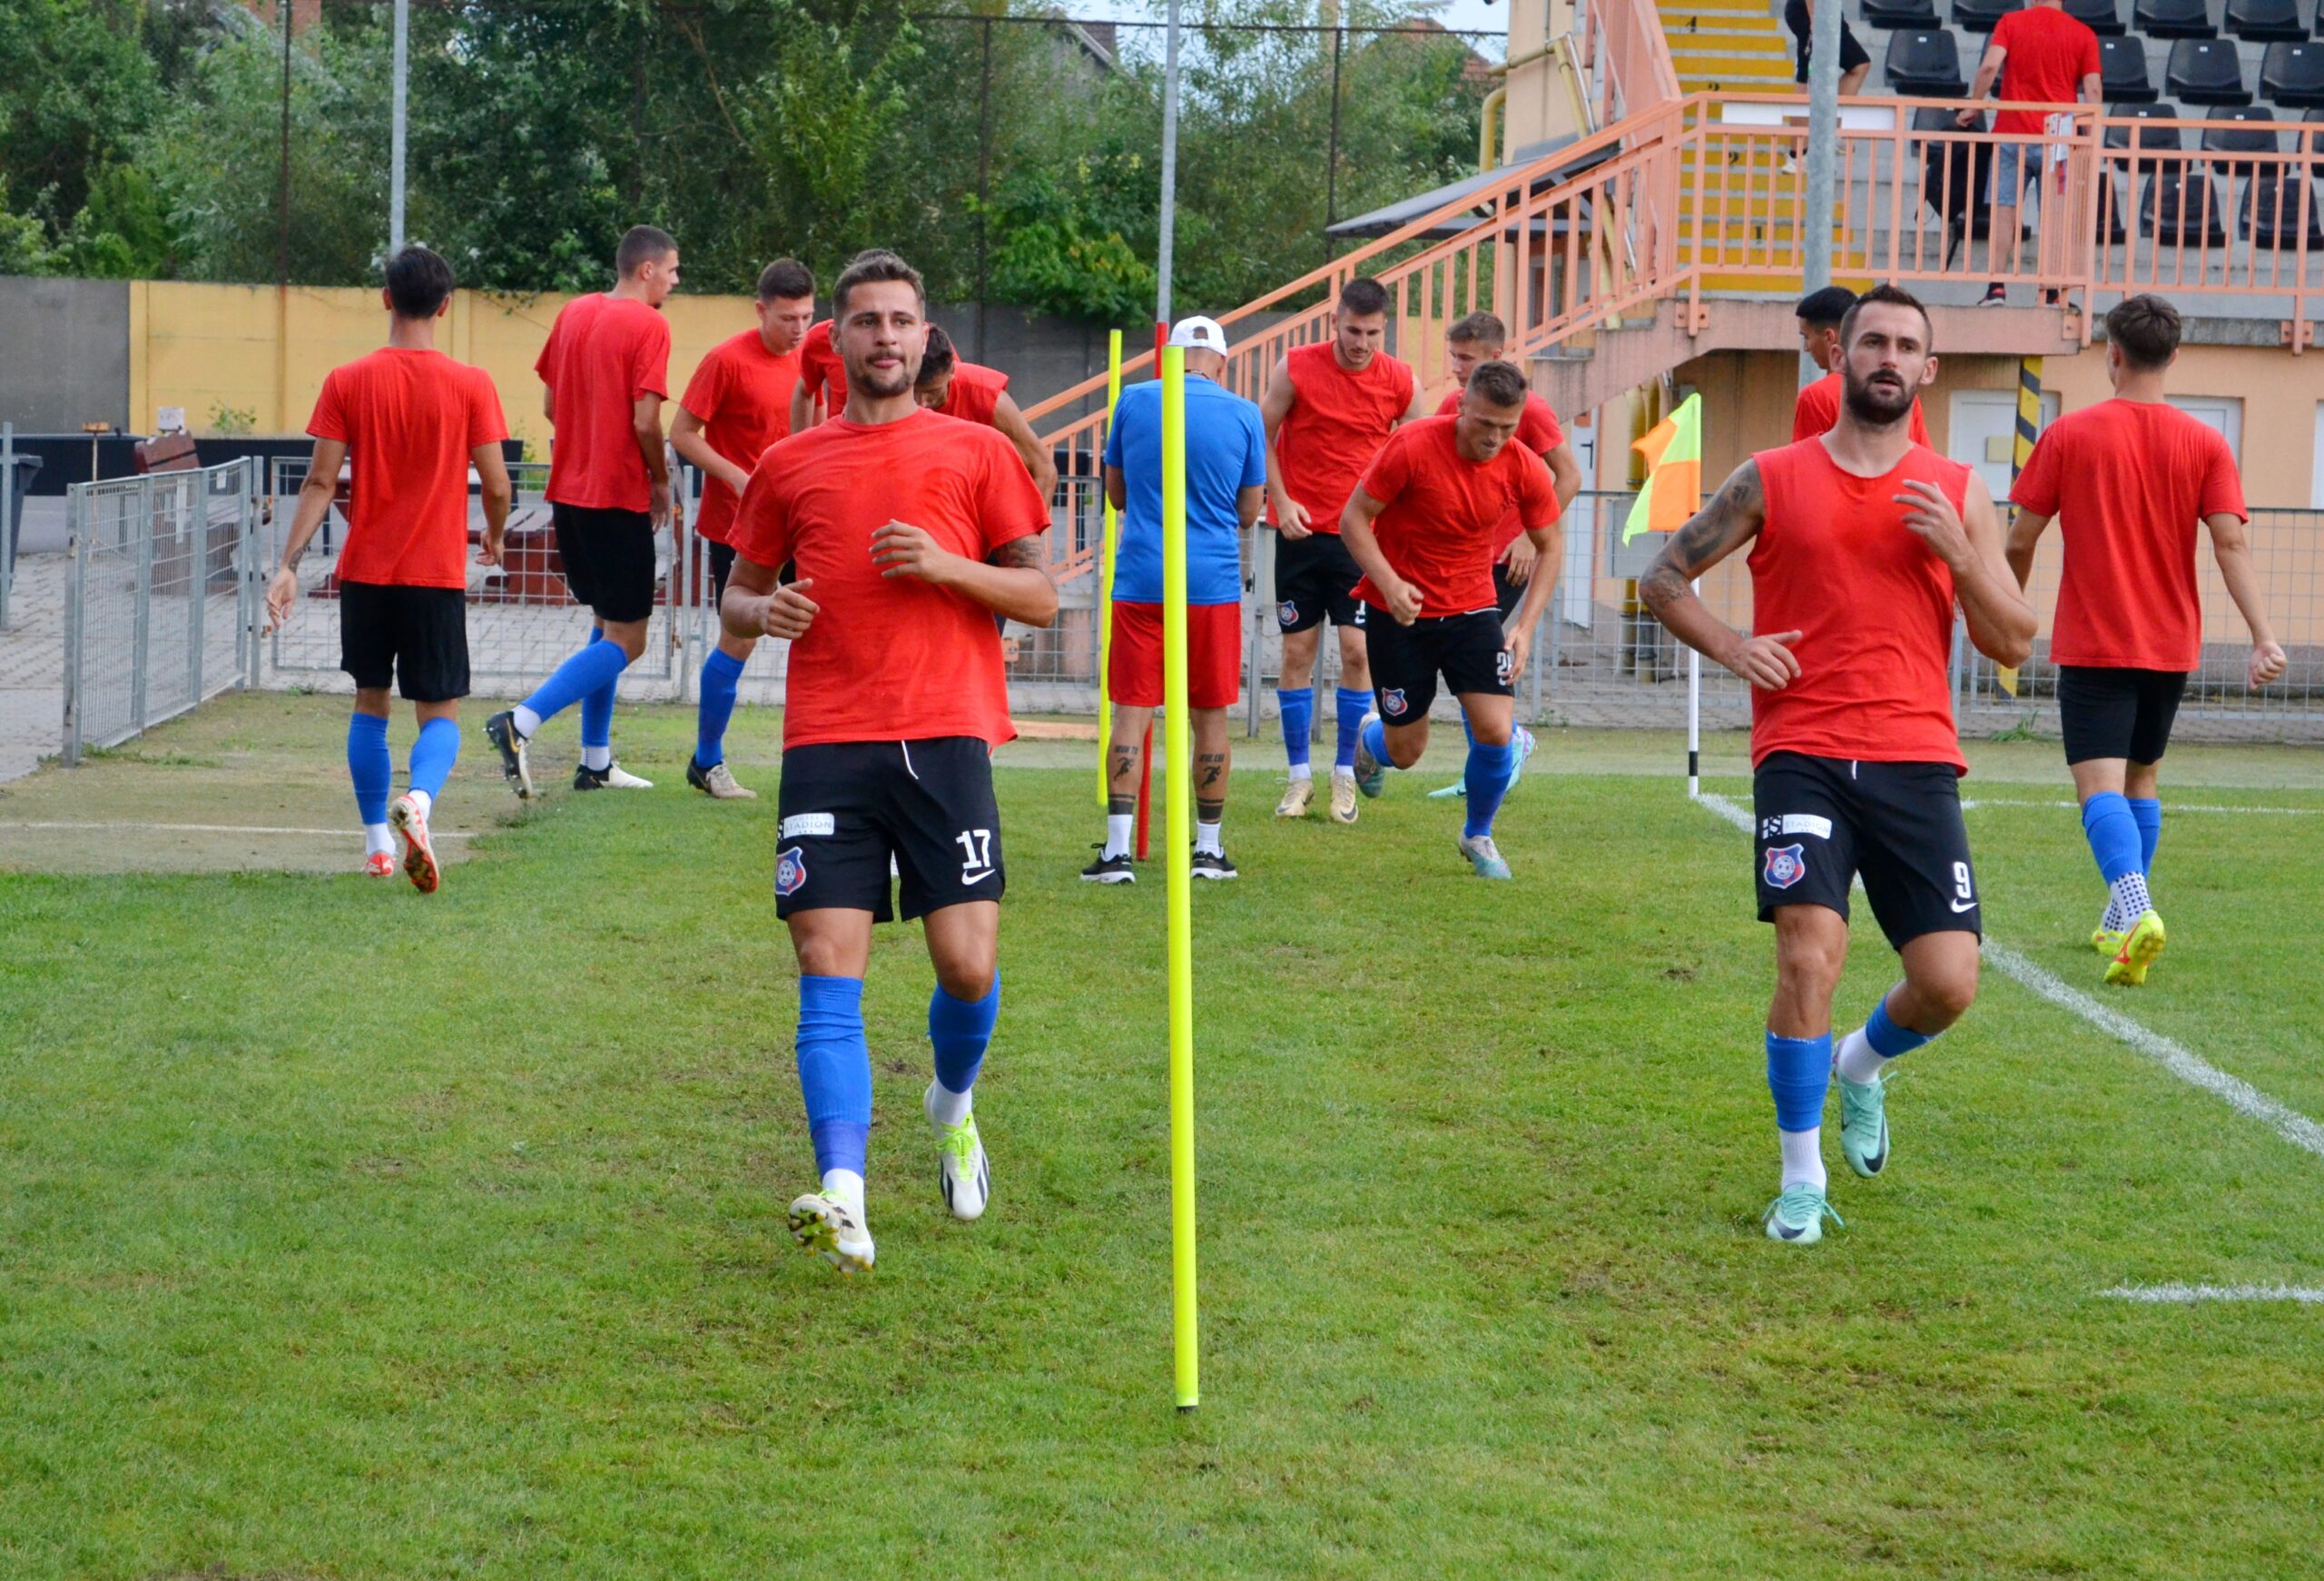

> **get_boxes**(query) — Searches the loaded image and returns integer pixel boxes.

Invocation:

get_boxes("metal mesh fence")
[64,460,261,763]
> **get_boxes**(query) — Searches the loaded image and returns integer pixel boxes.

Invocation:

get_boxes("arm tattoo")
[1639,460,1763,609]
[988,531,1048,570]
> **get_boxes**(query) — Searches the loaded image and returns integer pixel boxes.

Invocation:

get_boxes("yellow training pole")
[1161,345,1199,1411]
[1096,330,1126,807]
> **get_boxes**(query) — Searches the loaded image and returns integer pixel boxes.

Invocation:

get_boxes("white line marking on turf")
[2102,1284,2324,1305]
[1960,798,2322,815]
[1691,792,2324,1165]
[0,820,479,840]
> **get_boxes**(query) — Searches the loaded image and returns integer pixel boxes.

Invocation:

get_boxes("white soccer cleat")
[788,1190,875,1273]
[687,756,756,799]
[925,1082,990,1222]
[604,764,654,789]
[1275,777,1315,819]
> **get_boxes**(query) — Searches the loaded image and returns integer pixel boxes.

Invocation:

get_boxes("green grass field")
[3,696,2321,1578]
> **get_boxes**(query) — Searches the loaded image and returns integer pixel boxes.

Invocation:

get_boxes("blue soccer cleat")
[1763,1183,1844,1245]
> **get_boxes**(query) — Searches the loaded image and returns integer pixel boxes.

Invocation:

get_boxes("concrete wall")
[0,278,130,433]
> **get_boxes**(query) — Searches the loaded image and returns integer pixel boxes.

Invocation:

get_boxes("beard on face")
[1842,364,1915,427]
[847,354,916,400]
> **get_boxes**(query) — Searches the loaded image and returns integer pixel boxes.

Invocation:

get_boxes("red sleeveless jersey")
[1748,439,1971,772]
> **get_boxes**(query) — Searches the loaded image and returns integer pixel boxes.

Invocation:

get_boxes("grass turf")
[1,695,2320,1577]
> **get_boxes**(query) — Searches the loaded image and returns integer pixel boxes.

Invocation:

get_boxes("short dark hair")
[615,225,678,276]
[384,245,456,319]
[755,258,814,303]
[2106,293,2181,370]
[1447,311,1508,348]
[1465,360,1528,410]
[917,322,956,385]
[832,248,925,318]
[1339,277,1391,319]
[1797,285,1857,330]
[1839,283,1933,350]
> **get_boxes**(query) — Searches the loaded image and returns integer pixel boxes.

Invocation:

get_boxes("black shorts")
[1366,608,1513,726]
[706,539,737,611]
[1493,560,1525,621]
[552,503,657,623]
[1275,532,1365,634]
[2057,665,2189,766]
[339,580,469,702]
[1753,752,1982,948]
[1785,0,1870,79]
[773,737,1005,922]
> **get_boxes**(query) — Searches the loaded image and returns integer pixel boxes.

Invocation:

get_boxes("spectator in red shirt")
[2004,294,2286,986]
[913,323,1059,503]
[264,245,513,891]
[1958,0,2101,304]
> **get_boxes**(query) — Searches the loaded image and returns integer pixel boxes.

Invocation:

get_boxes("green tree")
[0,0,162,271]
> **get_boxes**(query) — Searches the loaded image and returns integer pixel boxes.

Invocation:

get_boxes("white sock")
[1288,763,1313,783]
[581,744,612,773]
[1779,1126,1827,1191]
[1104,813,1133,859]
[1332,765,1354,783]
[821,1168,865,1219]
[511,704,542,738]
[405,788,433,823]
[1834,1027,1888,1086]
[1196,820,1224,856]
[927,1082,973,1128]
[2109,869,2154,921]
[363,822,394,857]
[2100,894,2127,932]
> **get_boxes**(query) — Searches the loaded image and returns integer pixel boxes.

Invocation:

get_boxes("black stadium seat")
[2226,0,2306,41]
[2246,166,2324,245]
[2167,37,2253,103]
[2144,164,2231,245]
[2065,0,2127,33]
[1886,28,1969,94]
[2102,36,2161,101]
[2261,40,2324,105]
[2202,103,2280,149]
[2135,0,2216,36]
[2098,106,2180,243]
[1955,0,2023,32]
[1864,0,1942,27]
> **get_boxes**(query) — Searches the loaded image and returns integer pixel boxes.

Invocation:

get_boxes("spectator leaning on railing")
[1957,0,2102,306]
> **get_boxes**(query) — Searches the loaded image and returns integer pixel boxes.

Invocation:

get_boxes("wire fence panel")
[64,460,260,764]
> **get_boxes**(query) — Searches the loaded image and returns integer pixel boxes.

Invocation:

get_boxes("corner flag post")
[1161,344,1200,1411]
[1998,356,2041,699]
[1097,330,1126,807]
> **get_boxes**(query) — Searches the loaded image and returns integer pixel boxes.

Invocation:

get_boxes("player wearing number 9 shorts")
[1639,286,2036,1247]
[720,251,1056,1275]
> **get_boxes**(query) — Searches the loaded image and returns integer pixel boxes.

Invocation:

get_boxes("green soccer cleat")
[1763,1183,1844,1245]
[1507,724,1537,786]
[2104,909,2166,987]
[1352,712,1387,799]
[1457,833,1512,879]
[788,1189,875,1273]
[926,1082,990,1221]
[1837,1072,1890,1178]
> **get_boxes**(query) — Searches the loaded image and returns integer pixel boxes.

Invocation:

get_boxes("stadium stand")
[2260,39,2324,104]
[1864,0,1942,27]
[2225,0,2306,43]
[1954,0,2023,34]
[2102,35,2163,100]
[2135,0,2215,40]
[2167,36,2253,102]
[1886,26,1970,91]
[2066,0,2128,34]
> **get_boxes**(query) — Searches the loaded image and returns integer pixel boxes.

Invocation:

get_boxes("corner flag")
[1623,394,1703,542]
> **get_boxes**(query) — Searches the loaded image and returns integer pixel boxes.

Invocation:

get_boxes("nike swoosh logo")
[1773,1220,1807,1240]
[962,869,996,885]
[1950,898,1977,913]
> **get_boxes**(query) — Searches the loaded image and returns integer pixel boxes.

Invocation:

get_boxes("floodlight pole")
[1157,0,1181,324]
[390,0,409,253]
[1801,0,1842,385]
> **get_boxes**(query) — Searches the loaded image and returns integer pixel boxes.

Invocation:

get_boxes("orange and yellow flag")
[1623,393,1703,541]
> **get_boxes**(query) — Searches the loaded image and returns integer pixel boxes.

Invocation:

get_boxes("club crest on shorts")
[1381,687,1408,717]
[1764,843,1807,891]
[1278,599,1299,627]
[775,845,808,897]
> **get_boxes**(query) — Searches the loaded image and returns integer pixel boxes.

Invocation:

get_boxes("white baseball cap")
[1168,316,1227,353]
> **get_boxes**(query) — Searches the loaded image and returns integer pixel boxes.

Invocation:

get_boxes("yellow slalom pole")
[1999,355,2042,699]
[1096,331,1126,807]
[1161,344,1199,1411]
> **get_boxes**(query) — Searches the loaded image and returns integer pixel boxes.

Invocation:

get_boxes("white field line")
[0,820,479,840]
[1692,792,2324,1165]
[1960,798,2323,815]
[2102,1284,2324,1305]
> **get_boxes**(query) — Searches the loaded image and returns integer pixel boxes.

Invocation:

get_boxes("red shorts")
[1107,600,1243,708]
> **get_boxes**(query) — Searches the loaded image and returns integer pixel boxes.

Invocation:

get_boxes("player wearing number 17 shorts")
[1640,286,2035,1246]
[721,251,1057,1275]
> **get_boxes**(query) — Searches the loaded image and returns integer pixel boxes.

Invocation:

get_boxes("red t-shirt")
[2012,399,2246,671]
[1792,372,1932,446]
[1436,386,1565,552]
[1273,341,1417,535]
[307,348,507,589]
[679,329,802,545]
[536,293,671,512]
[728,408,1049,748]
[798,320,844,415]
[928,361,1009,429]
[1351,417,1560,616]
[1991,5,2100,137]
[1748,439,1973,771]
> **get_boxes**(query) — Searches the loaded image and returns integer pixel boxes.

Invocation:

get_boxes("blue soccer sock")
[407,716,459,805]
[1460,711,1479,749]
[927,975,1000,1125]
[1334,686,1369,770]
[1767,1031,1833,1190]
[1360,716,1392,772]
[695,647,746,768]
[796,975,872,1181]
[2129,796,2162,874]
[518,637,629,738]
[1462,739,1516,839]
[348,712,391,838]
[1835,988,1938,1084]
[2083,791,2152,921]
[1277,686,1314,776]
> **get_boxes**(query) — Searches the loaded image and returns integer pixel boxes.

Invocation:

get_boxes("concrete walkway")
[0,553,64,784]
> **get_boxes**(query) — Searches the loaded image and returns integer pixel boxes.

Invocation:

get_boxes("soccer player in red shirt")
[2005,294,2286,985]
[668,257,815,801]
[1641,287,2035,1245]
[1337,361,1561,879]
[1958,0,2100,305]
[264,246,512,892]
[1793,286,1929,444]
[790,315,845,432]
[484,225,678,797]
[913,324,1059,503]
[1259,276,1432,825]
[721,251,1056,1274]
